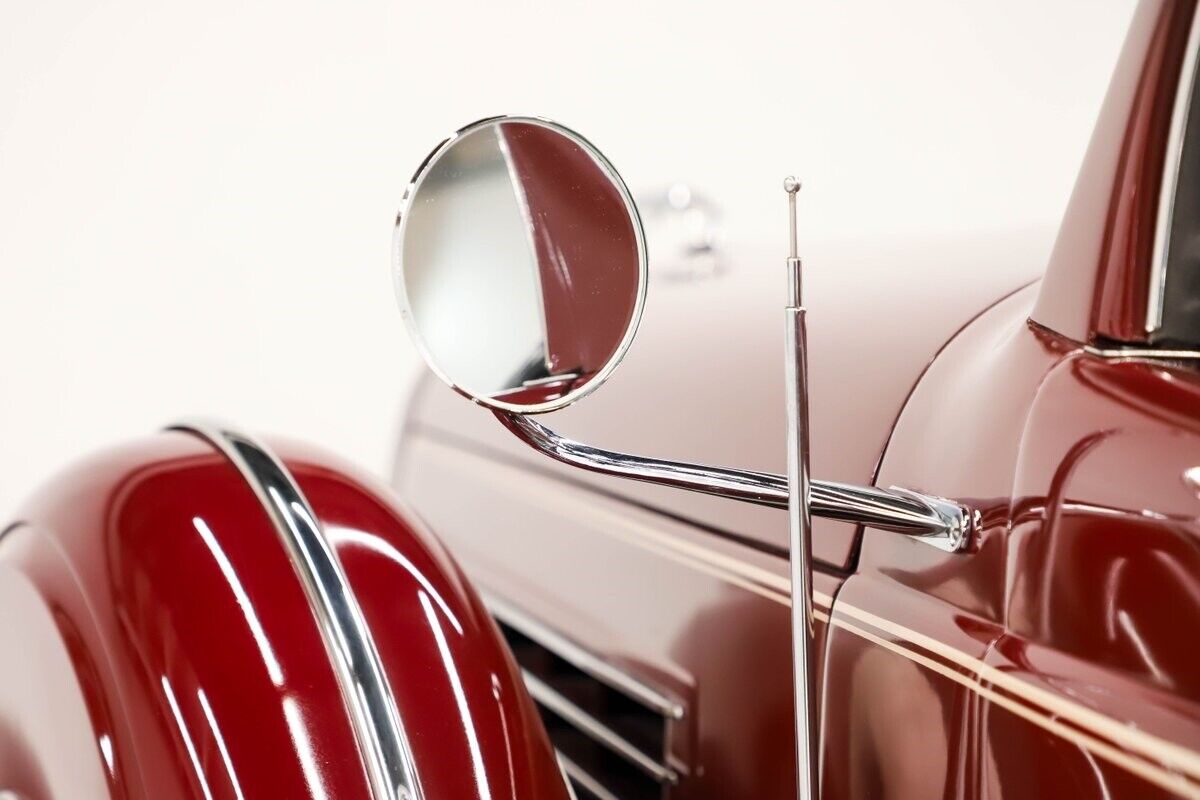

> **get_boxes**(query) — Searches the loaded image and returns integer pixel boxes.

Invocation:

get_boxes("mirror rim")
[392,114,649,414]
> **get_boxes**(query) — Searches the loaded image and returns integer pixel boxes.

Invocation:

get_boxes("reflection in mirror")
[395,117,646,413]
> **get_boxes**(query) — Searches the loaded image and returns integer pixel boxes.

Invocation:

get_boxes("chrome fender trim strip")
[169,420,421,800]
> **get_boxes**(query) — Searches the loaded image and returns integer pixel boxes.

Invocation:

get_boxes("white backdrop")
[0,0,1136,518]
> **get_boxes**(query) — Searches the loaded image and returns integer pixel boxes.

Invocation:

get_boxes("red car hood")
[398,229,1048,568]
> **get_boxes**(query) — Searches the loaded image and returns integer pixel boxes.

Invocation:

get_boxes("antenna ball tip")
[783,176,801,193]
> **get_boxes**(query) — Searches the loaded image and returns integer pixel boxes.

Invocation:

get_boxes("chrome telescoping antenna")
[783,177,819,800]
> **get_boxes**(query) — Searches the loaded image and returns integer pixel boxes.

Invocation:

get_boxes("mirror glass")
[394,117,647,413]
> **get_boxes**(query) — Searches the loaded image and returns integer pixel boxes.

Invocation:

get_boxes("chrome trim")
[392,115,649,415]
[170,421,421,800]
[494,411,975,551]
[557,757,580,800]
[557,753,620,800]
[520,669,678,784]
[1148,3,1200,333]
[484,593,684,719]
[783,177,818,800]
[884,488,975,553]
[1085,344,1200,360]
[636,184,725,281]
[495,408,790,505]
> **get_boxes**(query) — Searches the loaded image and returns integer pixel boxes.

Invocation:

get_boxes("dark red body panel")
[837,283,1200,798]
[0,432,567,800]
[287,442,569,800]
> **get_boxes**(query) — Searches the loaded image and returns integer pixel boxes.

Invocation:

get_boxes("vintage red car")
[2,0,1199,798]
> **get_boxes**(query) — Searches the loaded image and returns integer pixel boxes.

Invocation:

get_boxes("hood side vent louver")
[485,595,686,799]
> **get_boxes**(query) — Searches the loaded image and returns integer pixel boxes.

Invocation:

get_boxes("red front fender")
[0,430,567,800]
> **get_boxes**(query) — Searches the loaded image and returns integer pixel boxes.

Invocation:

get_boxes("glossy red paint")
[282,439,570,800]
[1032,0,1197,344]
[820,285,1054,799]
[853,280,1200,797]
[985,355,1200,798]
[0,431,567,800]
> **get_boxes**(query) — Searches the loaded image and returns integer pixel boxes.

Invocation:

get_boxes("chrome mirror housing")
[393,116,647,414]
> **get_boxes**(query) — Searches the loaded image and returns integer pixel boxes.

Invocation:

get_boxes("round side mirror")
[393,116,648,414]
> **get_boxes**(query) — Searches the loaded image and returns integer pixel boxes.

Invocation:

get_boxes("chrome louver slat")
[484,595,684,799]
[486,594,683,718]
[521,670,677,784]
[558,752,622,800]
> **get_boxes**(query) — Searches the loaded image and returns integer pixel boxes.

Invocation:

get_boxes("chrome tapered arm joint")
[884,487,977,553]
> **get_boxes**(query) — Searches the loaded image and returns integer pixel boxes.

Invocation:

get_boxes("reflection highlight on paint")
[420,590,493,800]
[328,525,464,634]
[283,696,331,800]
[192,516,285,686]
[198,687,246,800]
[98,732,115,777]
[161,676,215,800]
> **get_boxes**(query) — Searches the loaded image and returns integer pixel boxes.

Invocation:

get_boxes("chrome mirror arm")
[494,410,788,505]
[492,410,976,553]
